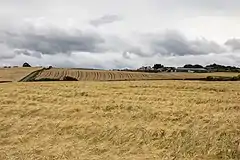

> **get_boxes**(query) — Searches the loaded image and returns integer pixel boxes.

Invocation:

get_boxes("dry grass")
[0,81,240,159]
[0,67,40,82]
[36,68,240,81]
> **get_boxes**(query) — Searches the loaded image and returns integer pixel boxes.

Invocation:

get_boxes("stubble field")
[0,67,41,82]
[1,67,240,82]
[36,68,240,81]
[0,80,240,159]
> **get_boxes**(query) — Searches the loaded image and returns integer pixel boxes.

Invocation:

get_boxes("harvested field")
[35,68,240,81]
[0,67,41,82]
[0,81,240,159]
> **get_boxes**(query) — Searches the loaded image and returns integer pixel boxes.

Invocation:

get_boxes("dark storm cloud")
[122,31,227,58]
[124,46,156,58]
[89,14,122,27]
[149,31,226,56]
[14,49,42,58]
[0,25,231,60]
[14,49,31,56]
[225,39,240,51]
[1,27,105,56]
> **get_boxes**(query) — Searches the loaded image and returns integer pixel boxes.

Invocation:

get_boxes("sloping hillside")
[34,68,240,81]
[1,67,239,82]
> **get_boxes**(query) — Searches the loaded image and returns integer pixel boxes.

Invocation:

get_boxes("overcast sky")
[1,0,240,69]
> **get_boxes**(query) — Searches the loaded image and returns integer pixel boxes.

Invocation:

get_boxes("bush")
[206,76,214,81]
[46,66,53,70]
[206,75,240,81]
[62,76,78,81]
[35,76,78,82]
[35,78,60,81]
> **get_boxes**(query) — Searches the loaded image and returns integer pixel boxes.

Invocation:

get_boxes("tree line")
[151,63,240,72]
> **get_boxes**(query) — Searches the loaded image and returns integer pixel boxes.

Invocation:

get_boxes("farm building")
[137,66,153,71]
[176,67,208,73]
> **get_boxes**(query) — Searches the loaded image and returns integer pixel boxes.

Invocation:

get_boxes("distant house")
[138,66,153,71]
[176,67,208,73]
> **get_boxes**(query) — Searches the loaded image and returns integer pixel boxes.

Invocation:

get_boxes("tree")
[205,63,240,72]
[183,64,193,68]
[22,62,31,67]
[184,64,203,68]
[193,64,203,68]
[153,64,164,70]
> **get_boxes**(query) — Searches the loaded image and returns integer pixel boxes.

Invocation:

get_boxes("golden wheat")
[0,80,240,159]
[0,67,41,82]
[36,68,240,81]
[1,67,239,82]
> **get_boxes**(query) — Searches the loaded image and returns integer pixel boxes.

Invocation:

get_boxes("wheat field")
[0,67,239,82]
[0,67,41,82]
[0,80,240,160]
[36,68,240,81]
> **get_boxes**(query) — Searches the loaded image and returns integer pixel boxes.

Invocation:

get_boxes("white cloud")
[1,0,240,68]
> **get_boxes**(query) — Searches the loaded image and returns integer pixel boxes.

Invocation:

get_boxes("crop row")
[35,69,166,81]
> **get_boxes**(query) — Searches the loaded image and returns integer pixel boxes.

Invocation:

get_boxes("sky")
[1,0,240,69]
